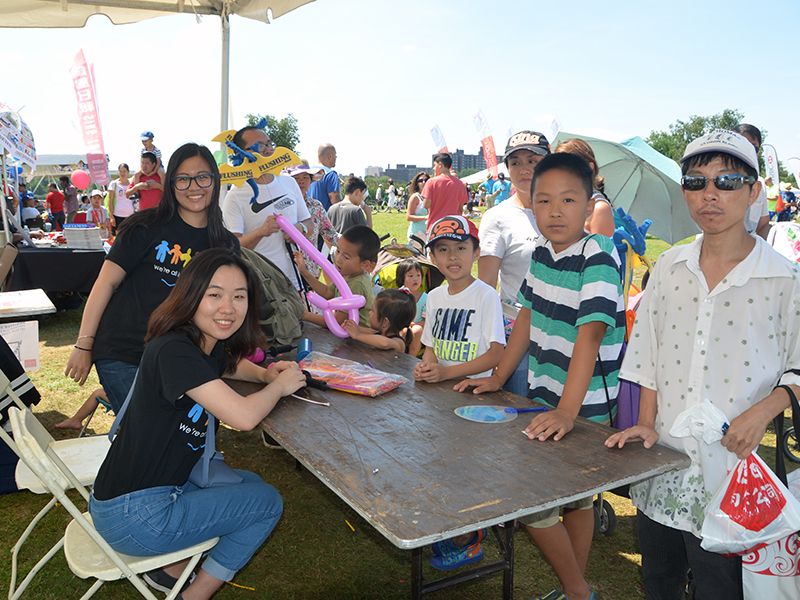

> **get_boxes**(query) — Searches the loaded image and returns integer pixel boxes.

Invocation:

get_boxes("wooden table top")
[228,324,689,550]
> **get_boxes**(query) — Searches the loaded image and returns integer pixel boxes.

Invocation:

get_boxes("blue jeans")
[502,353,529,397]
[89,470,282,582]
[95,359,138,413]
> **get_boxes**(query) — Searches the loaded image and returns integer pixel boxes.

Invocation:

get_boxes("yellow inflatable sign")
[212,130,302,188]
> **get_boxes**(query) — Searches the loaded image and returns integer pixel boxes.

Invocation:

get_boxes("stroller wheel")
[783,426,800,463]
[593,498,617,537]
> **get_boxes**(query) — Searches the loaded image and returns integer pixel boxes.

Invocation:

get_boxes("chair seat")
[16,435,111,493]
[65,514,218,581]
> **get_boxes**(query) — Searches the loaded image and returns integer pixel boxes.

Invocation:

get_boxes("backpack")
[240,247,304,344]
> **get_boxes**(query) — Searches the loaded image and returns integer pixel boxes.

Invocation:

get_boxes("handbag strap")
[200,413,216,487]
[107,369,138,442]
[773,384,800,486]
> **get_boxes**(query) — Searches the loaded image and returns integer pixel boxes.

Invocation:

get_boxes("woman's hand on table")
[272,363,307,397]
[263,360,296,383]
[64,346,92,386]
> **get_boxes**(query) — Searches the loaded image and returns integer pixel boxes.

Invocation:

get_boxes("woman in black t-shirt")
[64,143,240,416]
[89,248,306,600]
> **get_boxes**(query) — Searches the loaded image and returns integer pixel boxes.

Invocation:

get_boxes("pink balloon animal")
[276,215,364,338]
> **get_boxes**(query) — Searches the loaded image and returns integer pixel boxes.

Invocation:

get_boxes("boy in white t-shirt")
[415,215,504,384]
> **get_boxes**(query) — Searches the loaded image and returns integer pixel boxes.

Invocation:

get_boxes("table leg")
[502,521,515,600]
[411,546,424,600]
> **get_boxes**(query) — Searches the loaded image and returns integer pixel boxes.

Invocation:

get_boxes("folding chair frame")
[9,407,217,600]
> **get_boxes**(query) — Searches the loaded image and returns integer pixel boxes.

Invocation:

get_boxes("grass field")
[0,209,794,599]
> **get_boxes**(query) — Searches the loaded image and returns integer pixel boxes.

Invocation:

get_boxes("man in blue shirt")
[492,172,511,204]
[308,143,341,211]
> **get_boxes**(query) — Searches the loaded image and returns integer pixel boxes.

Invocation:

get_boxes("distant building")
[365,166,384,178]
[431,148,487,172]
[384,164,433,183]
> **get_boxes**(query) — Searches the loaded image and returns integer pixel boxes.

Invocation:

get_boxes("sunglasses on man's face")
[680,174,756,192]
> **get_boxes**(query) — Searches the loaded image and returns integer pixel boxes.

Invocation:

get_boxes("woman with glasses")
[65,143,240,415]
[406,172,430,247]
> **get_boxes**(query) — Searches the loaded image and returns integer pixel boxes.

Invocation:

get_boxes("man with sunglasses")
[606,129,800,600]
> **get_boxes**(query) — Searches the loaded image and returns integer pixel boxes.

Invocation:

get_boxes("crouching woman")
[89,248,306,600]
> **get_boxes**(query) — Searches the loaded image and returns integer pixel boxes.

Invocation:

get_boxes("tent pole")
[220,13,230,134]
[0,152,10,245]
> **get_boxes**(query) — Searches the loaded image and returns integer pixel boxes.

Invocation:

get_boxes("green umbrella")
[553,132,700,244]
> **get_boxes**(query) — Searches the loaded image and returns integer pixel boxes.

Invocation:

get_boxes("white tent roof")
[0,1,315,132]
[0,0,309,27]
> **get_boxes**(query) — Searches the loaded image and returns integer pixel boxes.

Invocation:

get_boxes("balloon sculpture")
[211,119,301,204]
[275,215,364,338]
[612,207,653,306]
[70,169,90,190]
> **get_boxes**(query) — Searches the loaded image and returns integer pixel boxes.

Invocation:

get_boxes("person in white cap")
[606,129,800,600]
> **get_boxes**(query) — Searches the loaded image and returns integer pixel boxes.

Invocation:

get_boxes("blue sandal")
[429,529,486,571]
[431,528,487,557]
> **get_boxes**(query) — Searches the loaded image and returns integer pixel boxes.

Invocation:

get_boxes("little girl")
[343,289,416,353]
[395,259,427,356]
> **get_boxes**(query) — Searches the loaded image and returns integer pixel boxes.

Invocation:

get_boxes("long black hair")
[117,142,235,250]
[146,248,265,374]
[373,289,416,350]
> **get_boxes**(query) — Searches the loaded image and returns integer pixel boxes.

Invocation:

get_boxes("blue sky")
[2,0,799,177]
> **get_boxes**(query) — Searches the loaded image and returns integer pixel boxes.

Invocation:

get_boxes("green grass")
[1,220,795,599]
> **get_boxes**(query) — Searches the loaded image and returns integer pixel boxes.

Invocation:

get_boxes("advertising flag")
[763,144,780,187]
[549,115,562,144]
[69,50,109,185]
[472,109,498,177]
[430,125,449,154]
[785,157,800,188]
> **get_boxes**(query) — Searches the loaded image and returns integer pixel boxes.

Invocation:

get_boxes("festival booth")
[0,102,37,245]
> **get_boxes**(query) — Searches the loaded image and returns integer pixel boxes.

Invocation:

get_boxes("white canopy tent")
[0,0,315,132]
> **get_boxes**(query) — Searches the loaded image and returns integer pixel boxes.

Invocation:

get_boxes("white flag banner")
[763,144,780,186]
[785,157,800,188]
[430,125,449,153]
[472,109,499,177]
[549,115,562,144]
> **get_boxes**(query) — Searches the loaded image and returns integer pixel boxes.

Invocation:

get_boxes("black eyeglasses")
[171,173,216,190]
[680,174,756,192]
[256,142,277,153]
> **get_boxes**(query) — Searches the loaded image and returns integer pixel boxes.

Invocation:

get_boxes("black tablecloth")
[9,247,105,295]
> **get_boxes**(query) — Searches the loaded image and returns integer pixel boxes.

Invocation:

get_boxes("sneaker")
[431,528,487,557]
[261,430,284,450]
[142,568,194,594]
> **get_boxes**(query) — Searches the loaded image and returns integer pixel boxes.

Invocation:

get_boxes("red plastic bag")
[701,453,800,555]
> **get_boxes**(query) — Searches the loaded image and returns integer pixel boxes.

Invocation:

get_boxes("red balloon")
[71,169,90,190]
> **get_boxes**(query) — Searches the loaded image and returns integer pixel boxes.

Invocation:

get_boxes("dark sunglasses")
[680,174,756,192]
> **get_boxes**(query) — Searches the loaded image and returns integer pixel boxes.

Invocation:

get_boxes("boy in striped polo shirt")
[460,152,624,600]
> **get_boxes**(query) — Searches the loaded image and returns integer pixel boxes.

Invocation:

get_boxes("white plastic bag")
[742,471,800,599]
[701,453,800,555]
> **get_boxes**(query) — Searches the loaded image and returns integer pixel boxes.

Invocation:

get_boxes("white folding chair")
[9,407,219,600]
[0,420,68,600]
[0,370,108,600]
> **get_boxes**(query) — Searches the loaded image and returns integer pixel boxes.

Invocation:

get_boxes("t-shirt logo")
[251,194,286,214]
[431,307,478,363]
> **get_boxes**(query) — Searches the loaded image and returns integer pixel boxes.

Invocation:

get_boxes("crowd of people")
[2,120,794,600]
